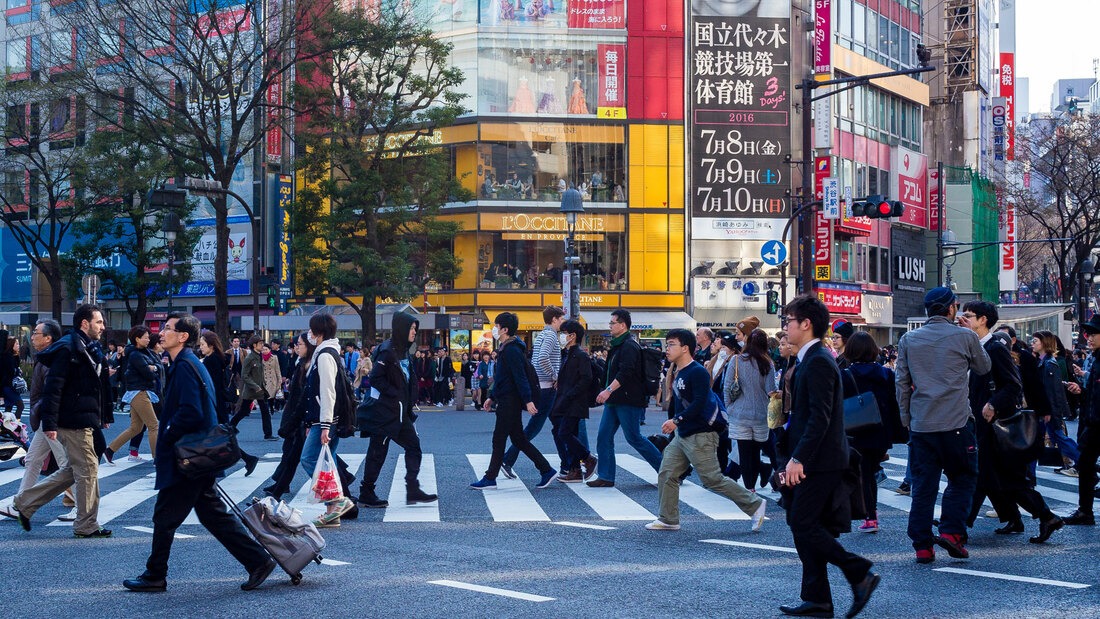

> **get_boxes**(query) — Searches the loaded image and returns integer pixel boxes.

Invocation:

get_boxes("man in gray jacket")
[14,320,65,496]
[896,287,991,564]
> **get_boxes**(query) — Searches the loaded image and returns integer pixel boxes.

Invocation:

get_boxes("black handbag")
[175,423,242,479]
[991,409,1041,455]
[842,369,882,431]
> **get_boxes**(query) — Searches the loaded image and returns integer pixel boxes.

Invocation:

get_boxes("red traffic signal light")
[850,195,905,219]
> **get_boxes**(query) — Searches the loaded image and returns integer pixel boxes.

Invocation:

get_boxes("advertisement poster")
[893,146,928,229]
[481,0,624,29]
[596,44,625,115]
[813,0,831,78]
[688,4,792,241]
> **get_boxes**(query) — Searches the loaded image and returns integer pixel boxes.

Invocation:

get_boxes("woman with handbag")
[839,332,906,533]
[725,329,777,491]
[1031,331,1082,475]
[104,326,163,463]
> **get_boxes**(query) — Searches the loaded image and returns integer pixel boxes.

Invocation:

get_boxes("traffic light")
[850,194,904,219]
[766,290,780,315]
[266,285,276,309]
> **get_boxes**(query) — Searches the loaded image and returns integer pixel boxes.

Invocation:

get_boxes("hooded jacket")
[363,312,420,437]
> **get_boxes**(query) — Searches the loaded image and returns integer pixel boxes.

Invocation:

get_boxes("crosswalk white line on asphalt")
[1,456,147,513]
[48,472,158,526]
[428,579,555,602]
[385,454,440,522]
[466,454,550,522]
[182,461,279,525]
[701,538,799,554]
[286,453,367,520]
[126,525,194,539]
[561,477,655,521]
[616,454,749,521]
[551,521,616,530]
[933,567,1090,589]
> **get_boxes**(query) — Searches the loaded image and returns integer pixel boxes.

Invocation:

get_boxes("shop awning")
[480,310,545,332]
[579,310,696,332]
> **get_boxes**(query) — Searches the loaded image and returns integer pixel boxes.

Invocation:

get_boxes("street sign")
[81,274,100,297]
[760,240,787,266]
[822,177,840,219]
[742,281,759,296]
[844,185,853,217]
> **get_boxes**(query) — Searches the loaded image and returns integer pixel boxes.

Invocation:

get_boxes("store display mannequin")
[510,76,535,113]
[568,77,589,114]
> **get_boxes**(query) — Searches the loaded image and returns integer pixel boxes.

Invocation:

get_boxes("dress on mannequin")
[537,77,564,114]
[510,76,536,113]
[568,78,589,114]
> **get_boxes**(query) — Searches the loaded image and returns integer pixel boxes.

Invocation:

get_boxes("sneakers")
[984,509,998,519]
[312,516,341,528]
[858,519,879,533]
[1058,467,1079,478]
[934,533,969,559]
[58,507,78,522]
[586,478,614,488]
[1064,509,1096,526]
[536,470,557,489]
[327,497,355,518]
[557,469,583,483]
[469,477,497,490]
[915,548,935,564]
[74,528,112,538]
[751,500,767,532]
[500,463,517,480]
[127,454,145,463]
[895,482,911,496]
[581,455,598,481]
[0,504,30,531]
[645,519,681,531]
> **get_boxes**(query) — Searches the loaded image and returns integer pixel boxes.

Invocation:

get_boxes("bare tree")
[54,0,322,339]
[1001,114,1100,303]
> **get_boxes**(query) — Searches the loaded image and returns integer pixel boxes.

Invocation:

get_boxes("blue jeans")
[596,403,663,482]
[907,422,977,550]
[1043,419,1080,464]
[299,425,341,481]
[503,388,588,469]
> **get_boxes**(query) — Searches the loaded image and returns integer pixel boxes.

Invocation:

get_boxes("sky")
[1015,0,1099,113]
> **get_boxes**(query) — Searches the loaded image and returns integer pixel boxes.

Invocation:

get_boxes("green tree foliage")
[292,2,470,341]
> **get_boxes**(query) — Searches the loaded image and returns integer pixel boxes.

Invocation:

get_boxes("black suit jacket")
[788,341,849,473]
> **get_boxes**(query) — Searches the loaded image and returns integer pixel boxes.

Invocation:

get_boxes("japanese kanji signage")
[597,44,625,116]
[813,0,831,78]
[688,8,792,241]
[999,52,1015,160]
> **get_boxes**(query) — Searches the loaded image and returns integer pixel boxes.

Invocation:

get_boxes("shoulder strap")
[843,367,860,394]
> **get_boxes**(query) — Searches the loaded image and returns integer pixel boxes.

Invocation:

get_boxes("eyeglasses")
[609,320,621,326]
[161,325,177,333]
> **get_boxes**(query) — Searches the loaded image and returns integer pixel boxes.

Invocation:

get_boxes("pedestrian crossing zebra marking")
[48,472,158,527]
[182,461,279,525]
[701,539,798,554]
[428,579,555,602]
[2,456,146,516]
[616,454,750,521]
[126,525,194,539]
[385,454,439,522]
[561,476,655,521]
[551,521,617,530]
[466,454,550,522]
[933,567,1090,589]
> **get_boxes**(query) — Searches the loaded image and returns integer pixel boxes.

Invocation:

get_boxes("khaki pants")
[657,431,762,526]
[16,428,102,535]
[108,391,158,457]
[18,428,68,494]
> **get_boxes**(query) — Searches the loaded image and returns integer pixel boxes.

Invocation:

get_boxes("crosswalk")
[0,453,1093,529]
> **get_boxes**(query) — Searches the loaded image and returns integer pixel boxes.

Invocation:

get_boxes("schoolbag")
[640,346,664,397]
[587,355,607,408]
[318,348,358,438]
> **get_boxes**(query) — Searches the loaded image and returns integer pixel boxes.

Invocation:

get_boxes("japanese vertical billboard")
[999,197,1017,292]
[892,146,928,229]
[597,44,626,116]
[813,0,831,78]
[999,52,1015,160]
[688,4,791,241]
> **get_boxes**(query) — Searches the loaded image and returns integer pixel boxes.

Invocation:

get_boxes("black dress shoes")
[779,601,834,618]
[241,559,277,591]
[846,572,880,619]
[994,519,1024,534]
[243,454,259,477]
[1064,509,1095,526]
[123,575,167,592]
[1029,516,1064,544]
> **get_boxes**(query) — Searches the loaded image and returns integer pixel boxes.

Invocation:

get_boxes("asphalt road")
[1,404,1098,618]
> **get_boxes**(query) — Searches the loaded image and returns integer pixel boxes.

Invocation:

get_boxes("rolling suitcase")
[215,483,326,585]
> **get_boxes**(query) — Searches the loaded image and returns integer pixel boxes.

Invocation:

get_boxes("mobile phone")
[777,471,787,486]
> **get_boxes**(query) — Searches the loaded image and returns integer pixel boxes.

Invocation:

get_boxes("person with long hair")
[264,332,315,500]
[231,335,275,441]
[1031,330,1082,475]
[104,326,163,464]
[839,331,906,534]
[724,329,777,491]
[0,333,24,418]
[199,331,258,475]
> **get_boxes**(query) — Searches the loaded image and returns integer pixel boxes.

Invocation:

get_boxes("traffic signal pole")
[794,65,934,298]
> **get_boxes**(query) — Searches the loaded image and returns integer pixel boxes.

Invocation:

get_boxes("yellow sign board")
[596,107,627,119]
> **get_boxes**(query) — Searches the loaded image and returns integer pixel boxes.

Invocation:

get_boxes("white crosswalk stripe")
[466,454,550,522]
[2,452,1093,528]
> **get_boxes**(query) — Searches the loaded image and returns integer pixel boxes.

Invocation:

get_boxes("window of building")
[477,127,625,202]
[48,30,73,66]
[49,98,70,133]
[5,39,27,74]
[1,172,23,205]
[834,239,854,282]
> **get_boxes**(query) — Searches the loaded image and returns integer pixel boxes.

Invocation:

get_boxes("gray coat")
[724,354,777,441]
[28,360,48,431]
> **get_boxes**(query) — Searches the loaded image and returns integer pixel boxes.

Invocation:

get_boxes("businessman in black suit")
[779,294,878,619]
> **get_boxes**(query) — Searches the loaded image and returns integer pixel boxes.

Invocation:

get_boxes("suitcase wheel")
[291,574,302,585]
[315,555,324,565]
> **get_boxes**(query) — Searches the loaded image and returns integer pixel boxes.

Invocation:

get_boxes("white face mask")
[491,326,500,341]
[308,333,319,346]
[559,333,569,348]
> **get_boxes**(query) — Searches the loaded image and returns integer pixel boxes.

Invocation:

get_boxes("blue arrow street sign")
[760,240,787,266]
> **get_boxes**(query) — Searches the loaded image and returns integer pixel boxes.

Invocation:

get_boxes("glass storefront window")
[473,222,626,290]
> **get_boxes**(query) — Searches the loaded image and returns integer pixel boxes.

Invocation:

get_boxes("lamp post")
[161,211,183,314]
[560,187,584,320]
[941,228,958,290]
[1079,256,1095,345]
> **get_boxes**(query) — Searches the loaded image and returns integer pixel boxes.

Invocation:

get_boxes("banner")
[567,0,625,28]
[893,146,928,229]
[596,44,625,111]
[688,10,792,240]
[999,197,1017,292]
[928,166,941,231]
[999,52,1015,160]
[813,156,831,281]
[813,0,831,78]
[817,282,861,315]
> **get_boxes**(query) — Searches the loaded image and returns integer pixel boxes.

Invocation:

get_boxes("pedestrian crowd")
[1,291,1097,617]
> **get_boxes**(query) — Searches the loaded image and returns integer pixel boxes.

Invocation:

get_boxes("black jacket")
[605,334,647,407]
[280,362,309,438]
[843,361,906,453]
[550,347,593,419]
[1039,356,1072,420]
[124,345,164,394]
[363,312,419,437]
[36,331,114,432]
[786,341,848,473]
[1014,343,1050,415]
[1084,350,1100,428]
[968,336,1022,422]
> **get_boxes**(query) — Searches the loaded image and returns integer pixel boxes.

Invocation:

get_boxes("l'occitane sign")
[480,213,625,233]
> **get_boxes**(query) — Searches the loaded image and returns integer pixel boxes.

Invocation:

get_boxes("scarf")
[262,351,272,362]
[609,332,630,348]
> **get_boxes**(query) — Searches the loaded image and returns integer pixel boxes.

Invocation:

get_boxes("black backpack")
[639,346,664,397]
[587,355,607,408]
[318,348,358,438]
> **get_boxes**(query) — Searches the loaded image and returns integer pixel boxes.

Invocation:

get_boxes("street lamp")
[560,187,584,320]
[942,228,958,290]
[162,211,183,314]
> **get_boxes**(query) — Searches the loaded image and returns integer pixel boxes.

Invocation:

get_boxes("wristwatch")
[790,458,801,465]
[672,417,681,425]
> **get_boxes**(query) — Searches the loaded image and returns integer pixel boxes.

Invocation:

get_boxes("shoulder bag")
[991,408,1041,457]
[842,369,882,431]
[174,357,242,479]
[726,357,742,403]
